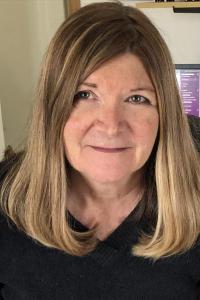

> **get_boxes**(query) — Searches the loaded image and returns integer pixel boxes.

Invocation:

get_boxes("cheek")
[63,119,80,166]
[134,112,159,145]
[63,113,89,148]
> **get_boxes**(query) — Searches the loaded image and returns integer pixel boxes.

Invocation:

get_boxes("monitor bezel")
[175,64,200,70]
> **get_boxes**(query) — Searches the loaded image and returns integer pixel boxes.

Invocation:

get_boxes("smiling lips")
[90,146,129,153]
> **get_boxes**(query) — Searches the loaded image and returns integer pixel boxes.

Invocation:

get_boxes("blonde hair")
[0,2,199,261]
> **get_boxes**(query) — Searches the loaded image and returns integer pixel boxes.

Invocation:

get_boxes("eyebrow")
[79,82,155,93]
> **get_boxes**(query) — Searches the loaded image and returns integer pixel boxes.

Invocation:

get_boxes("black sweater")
[0,200,200,300]
[0,115,200,300]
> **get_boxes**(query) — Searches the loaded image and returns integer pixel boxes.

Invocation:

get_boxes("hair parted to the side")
[0,2,199,261]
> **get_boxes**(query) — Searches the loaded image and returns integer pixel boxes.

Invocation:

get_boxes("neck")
[67,168,144,228]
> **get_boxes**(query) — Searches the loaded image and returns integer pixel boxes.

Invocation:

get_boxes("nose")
[96,103,124,136]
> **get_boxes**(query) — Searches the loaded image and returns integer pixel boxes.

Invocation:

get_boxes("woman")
[0,2,200,299]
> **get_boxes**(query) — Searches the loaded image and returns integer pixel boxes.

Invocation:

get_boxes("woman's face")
[63,53,158,184]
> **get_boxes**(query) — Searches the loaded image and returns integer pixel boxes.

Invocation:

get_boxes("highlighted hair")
[0,2,199,261]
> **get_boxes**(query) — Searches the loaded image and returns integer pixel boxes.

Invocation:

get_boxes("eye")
[74,90,94,101]
[126,95,150,104]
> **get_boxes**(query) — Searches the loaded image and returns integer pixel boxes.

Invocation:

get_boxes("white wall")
[0,0,65,150]
[80,0,200,64]
[139,8,200,64]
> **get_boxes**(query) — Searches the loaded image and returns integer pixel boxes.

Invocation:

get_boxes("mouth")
[89,146,129,153]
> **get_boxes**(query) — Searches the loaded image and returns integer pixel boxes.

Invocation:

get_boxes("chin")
[81,167,134,184]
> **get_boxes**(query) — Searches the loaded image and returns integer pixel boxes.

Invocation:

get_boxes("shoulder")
[0,150,24,185]
[187,115,200,152]
[187,236,200,279]
[0,151,25,226]
[187,114,200,128]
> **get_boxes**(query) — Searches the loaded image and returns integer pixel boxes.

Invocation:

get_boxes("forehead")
[81,53,154,89]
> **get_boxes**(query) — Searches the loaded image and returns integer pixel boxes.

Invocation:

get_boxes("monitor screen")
[175,64,200,117]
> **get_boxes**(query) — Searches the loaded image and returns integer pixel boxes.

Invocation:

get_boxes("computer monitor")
[175,64,200,117]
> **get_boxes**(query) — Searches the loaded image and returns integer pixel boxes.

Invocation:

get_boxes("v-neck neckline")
[67,199,148,266]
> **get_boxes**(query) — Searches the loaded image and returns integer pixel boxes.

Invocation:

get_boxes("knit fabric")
[0,197,200,299]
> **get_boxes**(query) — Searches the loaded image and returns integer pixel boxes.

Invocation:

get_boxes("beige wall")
[0,102,5,160]
[0,0,65,150]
